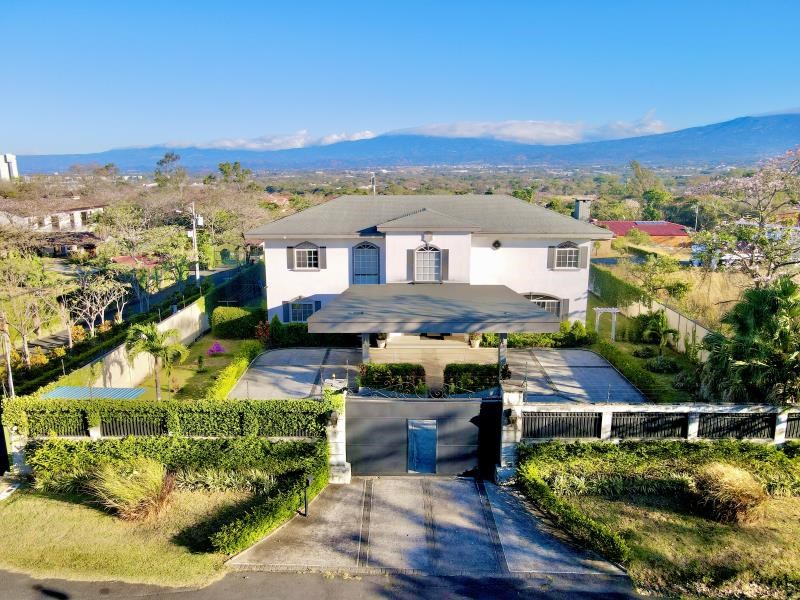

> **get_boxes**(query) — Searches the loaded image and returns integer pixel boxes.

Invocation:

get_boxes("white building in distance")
[0,154,19,181]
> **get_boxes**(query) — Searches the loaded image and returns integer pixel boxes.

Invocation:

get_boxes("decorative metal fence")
[522,412,602,439]
[611,412,687,439]
[101,416,166,437]
[697,413,775,440]
[788,414,800,440]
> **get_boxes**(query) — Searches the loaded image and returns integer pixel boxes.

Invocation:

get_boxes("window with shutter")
[414,244,441,282]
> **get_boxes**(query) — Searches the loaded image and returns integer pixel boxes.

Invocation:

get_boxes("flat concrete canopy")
[307,283,561,334]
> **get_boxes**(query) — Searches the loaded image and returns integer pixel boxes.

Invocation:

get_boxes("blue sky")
[5,0,800,154]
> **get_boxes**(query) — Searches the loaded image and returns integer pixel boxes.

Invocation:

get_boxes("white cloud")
[396,111,669,145]
[194,129,376,151]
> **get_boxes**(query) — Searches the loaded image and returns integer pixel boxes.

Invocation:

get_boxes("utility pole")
[694,203,700,231]
[190,201,201,287]
[0,314,15,398]
[370,172,376,196]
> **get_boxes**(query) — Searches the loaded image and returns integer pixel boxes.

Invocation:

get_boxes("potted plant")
[376,333,387,349]
[468,332,481,349]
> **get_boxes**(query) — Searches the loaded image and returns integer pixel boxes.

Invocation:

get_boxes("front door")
[407,419,437,474]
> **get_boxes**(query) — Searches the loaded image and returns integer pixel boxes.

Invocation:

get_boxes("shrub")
[255,321,270,346]
[204,340,263,400]
[207,341,226,355]
[632,346,658,359]
[694,462,767,524]
[444,363,502,391]
[645,356,680,373]
[359,363,425,389]
[210,306,266,339]
[589,264,647,308]
[71,325,87,343]
[85,457,174,520]
[270,320,358,348]
[482,321,596,349]
[518,462,630,564]
[593,340,665,402]
[672,368,700,392]
[175,467,276,495]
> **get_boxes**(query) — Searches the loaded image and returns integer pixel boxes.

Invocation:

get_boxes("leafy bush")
[269,319,358,348]
[589,264,647,308]
[25,437,327,494]
[254,321,270,345]
[203,340,263,400]
[175,467,276,495]
[518,461,631,564]
[482,321,597,349]
[85,457,174,520]
[359,363,425,389]
[592,340,674,402]
[645,356,681,373]
[672,367,700,392]
[694,462,767,523]
[632,346,658,358]
[211,306,265,339]
[444,363,503,391]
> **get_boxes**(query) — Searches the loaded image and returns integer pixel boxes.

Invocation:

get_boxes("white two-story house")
[247,194,611,351]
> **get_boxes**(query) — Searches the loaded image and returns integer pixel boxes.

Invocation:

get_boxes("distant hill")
[18,114,800,173]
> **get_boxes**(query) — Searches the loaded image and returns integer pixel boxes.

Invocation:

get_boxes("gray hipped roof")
[247,194,612,239]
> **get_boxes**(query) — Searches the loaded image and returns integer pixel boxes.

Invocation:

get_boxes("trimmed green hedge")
[358,363,425,389]
[25,436,325,493]
[205,263,264,313]
[592,340,666,403]
[211,306,265,339]
[203,340,263,400]
[210,447,329,554]
[268,317,359,348]
[518,461,631,564]
[443,363,502,391]
[3,391,344,439]
[481,321,597,349]
[589,264,648,308]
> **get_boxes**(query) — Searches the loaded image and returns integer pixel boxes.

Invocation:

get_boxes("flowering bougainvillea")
[207,341,226,356]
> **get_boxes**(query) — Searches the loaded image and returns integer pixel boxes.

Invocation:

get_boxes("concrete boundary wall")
[87,298,209,389]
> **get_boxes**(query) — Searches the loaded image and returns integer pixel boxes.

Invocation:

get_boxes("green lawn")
[0,488,249,586]
[137,335,246,401]
[587,293,696,403]
[574,495,800,599]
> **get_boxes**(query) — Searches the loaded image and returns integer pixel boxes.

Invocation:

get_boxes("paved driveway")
[229,477,625,579]
[508,349,644,404]
[228,348,360,399]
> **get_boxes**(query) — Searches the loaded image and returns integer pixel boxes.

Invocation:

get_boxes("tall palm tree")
[641,310,679,356]
[126,323,189,400]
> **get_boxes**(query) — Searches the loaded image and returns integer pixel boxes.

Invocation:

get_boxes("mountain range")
[18,114,800,173]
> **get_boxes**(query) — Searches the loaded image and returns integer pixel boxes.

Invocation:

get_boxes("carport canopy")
[307,283,561,334]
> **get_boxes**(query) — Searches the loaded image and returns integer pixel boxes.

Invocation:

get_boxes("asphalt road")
[0,570,641,599]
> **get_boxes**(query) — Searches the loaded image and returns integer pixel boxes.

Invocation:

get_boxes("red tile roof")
[594,220,690,237]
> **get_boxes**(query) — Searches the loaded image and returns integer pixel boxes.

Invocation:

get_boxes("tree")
[700,276,800,404]
[626,160,664,198]
[125,323,188,401]
[628,255,691,303]
[147,226,192,292]
[67,270,129,337]
[641,188,672,220]
[641,310,678,355]
[154,152,187,194]
[691,152,800,287]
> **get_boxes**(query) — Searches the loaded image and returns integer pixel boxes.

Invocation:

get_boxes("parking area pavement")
[229,477,626,580]
[509,348,644,404]
[228,348,361,399]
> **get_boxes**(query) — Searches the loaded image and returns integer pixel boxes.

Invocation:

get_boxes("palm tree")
[126,323,189,400]
[641,310,679,356]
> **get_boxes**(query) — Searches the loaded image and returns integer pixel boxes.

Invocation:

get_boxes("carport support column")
[361,333,370,363]
[497,389,523,483]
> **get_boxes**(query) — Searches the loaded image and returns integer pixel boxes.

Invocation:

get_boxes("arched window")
[415,244,441,282]
[294,241,319,269]
[353,242,380,284]
[555,241,579,269]
[525,293,561,315]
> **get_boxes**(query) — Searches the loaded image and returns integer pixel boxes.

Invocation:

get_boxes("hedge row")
[25,436,325,493]
[269,318,359,348]
[517,461,631,564]
[205,263,264,313]
[443,363,500,391]
[210,447,329,554]
[211,306,266,339]
[592,340,666,403]
[203,340,263,400]
[358,363,426,389]
[589,264,647,308]
[481,321,597,349]
[3,391,345,439]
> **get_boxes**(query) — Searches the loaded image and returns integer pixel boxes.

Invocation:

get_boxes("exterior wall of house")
[263,233,593,323]
[384,232,471,282]
[470,236,592,321]
[264,237,386,320]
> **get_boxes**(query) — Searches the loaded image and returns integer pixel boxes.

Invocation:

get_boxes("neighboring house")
[594,219,691,247]
[247,194,611,351]
[0,199,107,256]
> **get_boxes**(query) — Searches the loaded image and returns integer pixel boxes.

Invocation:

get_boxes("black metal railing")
[611,412,687,439]
[698,413,775,440]
[522,412,601,439]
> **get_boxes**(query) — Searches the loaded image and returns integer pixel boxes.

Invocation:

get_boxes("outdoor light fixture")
[492,240,502,250]
[304,475,315,517]
[329,410,339,428]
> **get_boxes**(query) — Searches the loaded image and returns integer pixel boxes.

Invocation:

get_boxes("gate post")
[496,389,523,483]
[325,381,351,484]
[687,412,700,440]
[774,410,788,446]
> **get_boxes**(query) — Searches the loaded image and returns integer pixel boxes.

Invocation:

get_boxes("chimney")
[572,197,592,221]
